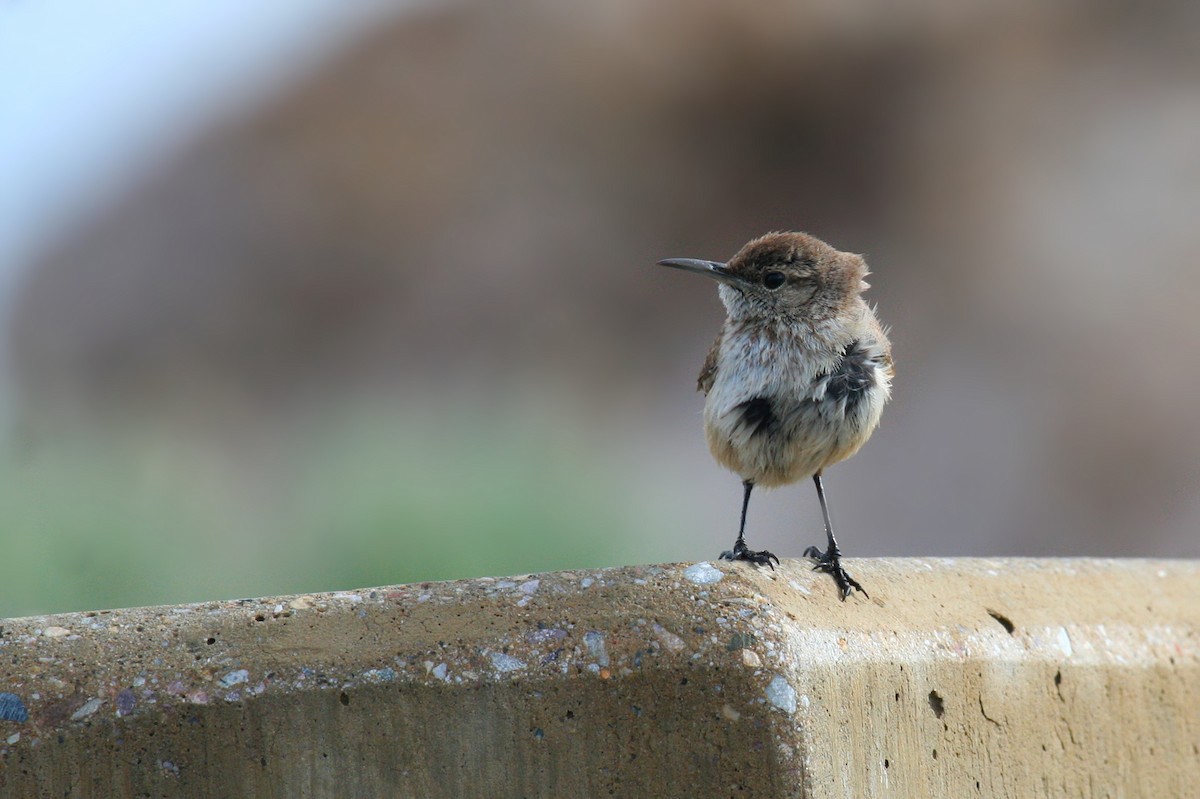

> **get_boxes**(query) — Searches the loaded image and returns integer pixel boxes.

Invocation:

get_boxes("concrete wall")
[1,559,1197,797]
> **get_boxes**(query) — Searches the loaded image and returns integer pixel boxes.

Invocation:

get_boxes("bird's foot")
[720,541,780,570]
[803,545,868,600]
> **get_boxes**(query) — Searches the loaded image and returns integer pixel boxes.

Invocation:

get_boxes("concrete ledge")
[1,558,1197,797]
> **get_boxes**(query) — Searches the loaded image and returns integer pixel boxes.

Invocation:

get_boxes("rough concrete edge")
[0,560,811,778]
[1,556,1197,795]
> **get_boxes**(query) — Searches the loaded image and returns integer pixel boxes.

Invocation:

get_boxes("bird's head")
[658,231,870,323]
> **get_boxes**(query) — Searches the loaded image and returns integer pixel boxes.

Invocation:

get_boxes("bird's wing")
[697,329,722,395]
[822,337,891,405]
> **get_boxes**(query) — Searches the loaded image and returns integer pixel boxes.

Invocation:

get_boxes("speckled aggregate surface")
[0,558,1197,797]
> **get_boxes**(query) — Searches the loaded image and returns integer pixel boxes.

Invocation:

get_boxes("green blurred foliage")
[0,402,662,618]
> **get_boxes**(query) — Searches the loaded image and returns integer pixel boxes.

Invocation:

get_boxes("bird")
[658,231,893,599]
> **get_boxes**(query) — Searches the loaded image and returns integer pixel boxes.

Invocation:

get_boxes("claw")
[720,541,779,570]
[804,546,868,600]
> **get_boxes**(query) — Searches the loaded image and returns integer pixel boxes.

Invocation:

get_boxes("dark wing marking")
[824,339,878,406]
[697,330,722,395]
[733,396,776,437]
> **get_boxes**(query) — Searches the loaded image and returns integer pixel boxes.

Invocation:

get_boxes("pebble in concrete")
[683,561,724,585]
[765,674,797,714]
[0,694,28,723]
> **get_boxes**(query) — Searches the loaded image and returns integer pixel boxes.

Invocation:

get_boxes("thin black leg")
[814,473,837,553]
[736,480,753,546]
[803,473,868,600]
[719,480,779,569]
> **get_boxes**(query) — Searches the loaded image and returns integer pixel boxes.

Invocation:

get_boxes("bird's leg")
[803,473,868,600]
[720,480,779,569]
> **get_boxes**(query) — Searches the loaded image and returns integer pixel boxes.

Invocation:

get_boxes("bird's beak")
[656,258,738,285]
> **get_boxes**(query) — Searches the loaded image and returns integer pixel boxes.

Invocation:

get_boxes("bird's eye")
[762,271,786,290]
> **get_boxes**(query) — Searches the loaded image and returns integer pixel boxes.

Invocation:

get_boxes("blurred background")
[2,0,1198,617]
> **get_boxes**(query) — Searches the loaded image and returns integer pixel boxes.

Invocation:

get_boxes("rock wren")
[658,231,893,599]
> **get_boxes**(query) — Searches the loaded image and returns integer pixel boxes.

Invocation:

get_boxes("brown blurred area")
[9,0,1200,564]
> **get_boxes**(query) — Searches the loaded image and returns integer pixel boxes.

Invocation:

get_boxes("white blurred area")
[0,0,399,302]
[2,0,1198,615]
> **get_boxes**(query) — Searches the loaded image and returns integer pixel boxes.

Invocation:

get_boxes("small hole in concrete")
[932,749,938,760]
[1054,670,1062,687]
[884,759,889,769]
[928,690,945,719]
[339,692,350,706]
[254,614,265,623]
[986,609,1015,634]
[206,637,216,645]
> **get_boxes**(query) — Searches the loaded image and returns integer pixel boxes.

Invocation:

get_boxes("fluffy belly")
[703,385,884,487]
